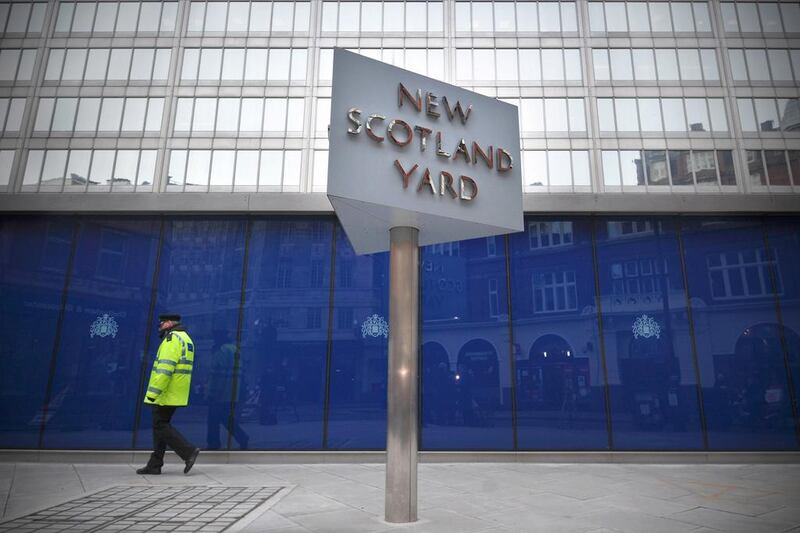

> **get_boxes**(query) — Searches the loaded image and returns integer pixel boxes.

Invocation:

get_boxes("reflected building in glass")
[0,0,799,454]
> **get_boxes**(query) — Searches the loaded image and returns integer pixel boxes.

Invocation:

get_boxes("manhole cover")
[0,485,283,532]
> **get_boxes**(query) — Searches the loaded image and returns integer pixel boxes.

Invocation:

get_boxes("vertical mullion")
[589,217,614,450]
[131,217,167,449]
[504,234,519,450]
[675,219,710,450]
[322,221,338,449]
[37,218,81,449]
[226,218,253,450]
[762,220,800,447]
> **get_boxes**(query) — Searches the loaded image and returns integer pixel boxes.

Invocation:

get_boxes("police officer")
[137,314,200,475]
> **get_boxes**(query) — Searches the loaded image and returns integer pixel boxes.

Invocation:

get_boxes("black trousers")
[147,405,195,468]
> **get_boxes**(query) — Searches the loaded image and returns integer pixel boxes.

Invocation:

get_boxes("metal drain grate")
[0,485,283,533]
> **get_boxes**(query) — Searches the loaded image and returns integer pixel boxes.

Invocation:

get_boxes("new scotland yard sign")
[327,48,523,255]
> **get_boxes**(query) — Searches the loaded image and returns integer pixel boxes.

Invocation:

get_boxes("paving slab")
[0,462,798,532]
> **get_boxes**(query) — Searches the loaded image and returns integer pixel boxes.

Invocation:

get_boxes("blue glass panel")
[681,219,796,449]
[235,218,332,449]
[42,218,160,449]
[764,217,800,447]
[510,218,609,450]
[595,218,704,450]
[326,225,388,449]
[136,218,246,451]
[0,217,75,448]
[421,236,514,450]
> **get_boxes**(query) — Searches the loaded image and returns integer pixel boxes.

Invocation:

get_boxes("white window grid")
[180,48,308,83]
[166,149,302,192]
[528,221,573,250]
[706,248,782,300]
[532,269,578,313]
[33,97,165,136]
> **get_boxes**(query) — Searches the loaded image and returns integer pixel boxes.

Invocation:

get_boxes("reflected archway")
[521,335,586,412]
[422,342,454,425]
[456,339,500,426]
[709,323,799,433]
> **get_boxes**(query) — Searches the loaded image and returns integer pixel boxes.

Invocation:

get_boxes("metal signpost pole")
[385,226,419,523]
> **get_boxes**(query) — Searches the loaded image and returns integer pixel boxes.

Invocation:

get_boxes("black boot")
[184,448,200,474]
[136,465,161,475]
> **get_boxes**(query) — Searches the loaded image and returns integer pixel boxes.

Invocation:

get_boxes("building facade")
[0,0,799,453]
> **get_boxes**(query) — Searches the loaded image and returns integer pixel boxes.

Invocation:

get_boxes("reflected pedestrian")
[136,314,200,475]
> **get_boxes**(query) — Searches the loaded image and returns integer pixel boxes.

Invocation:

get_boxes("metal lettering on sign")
[327,48,523,255]
[89,314,119,338]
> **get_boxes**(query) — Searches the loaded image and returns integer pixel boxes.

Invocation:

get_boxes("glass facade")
[1,0,800,197]
[0,0,799,455]
[1,215,799,451]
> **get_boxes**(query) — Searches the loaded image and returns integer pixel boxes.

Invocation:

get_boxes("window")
[0,49,37,82]
[728,49,800,83]
[168,149,303,192]
[488,278,500,317]
[707,249,779,300]
[21,149,157,192]
[181,48,307,82]
[1,3,47,34]
[44,48,170,83]
[594,48,718,82]
[54,1,179,34]
[533,270,577,313]
[528,221,573,250]
[589,2,711,34]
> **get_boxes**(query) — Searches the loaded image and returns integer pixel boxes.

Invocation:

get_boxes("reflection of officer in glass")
[206,330,249,449]
[137,314,199,475]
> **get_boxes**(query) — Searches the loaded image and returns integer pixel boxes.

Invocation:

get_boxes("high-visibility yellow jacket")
[144,329,195,406]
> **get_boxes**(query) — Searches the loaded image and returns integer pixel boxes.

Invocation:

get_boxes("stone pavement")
[0,461,799,532]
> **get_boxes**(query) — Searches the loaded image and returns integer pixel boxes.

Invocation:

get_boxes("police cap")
[158,313,181,322]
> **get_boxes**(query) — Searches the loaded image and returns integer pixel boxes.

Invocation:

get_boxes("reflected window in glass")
[685,98,709,132]
[746,150,766,186]
[669,150,693,185]
[692,151,718,184]
[645,150,669,186]
[754,98,779,131]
